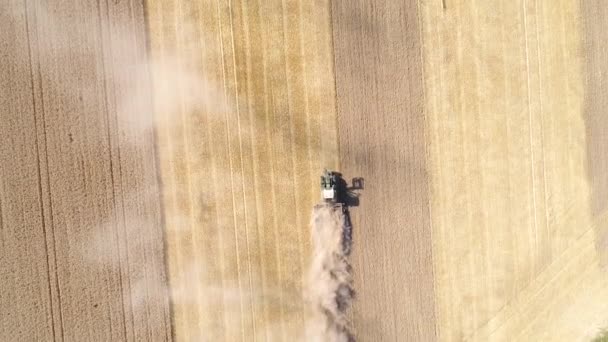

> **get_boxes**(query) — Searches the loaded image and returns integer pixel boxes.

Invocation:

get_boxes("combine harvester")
[320,169,362,205]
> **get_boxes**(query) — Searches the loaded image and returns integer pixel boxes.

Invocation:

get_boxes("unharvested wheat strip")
[421,1,602,341]
[240,0,274,339]
[147,0,339,339]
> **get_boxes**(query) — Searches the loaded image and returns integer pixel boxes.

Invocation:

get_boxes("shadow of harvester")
[330,172,363,257]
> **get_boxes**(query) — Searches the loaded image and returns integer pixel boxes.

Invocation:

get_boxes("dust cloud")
[5,1,353,340]
[4,1,229,338]
[305,203,354,342]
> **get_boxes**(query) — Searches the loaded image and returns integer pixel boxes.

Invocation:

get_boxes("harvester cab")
[320,169,338,202]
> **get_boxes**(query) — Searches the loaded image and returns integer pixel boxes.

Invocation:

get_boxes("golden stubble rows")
[146,0,338,340]
[420,0,608,340]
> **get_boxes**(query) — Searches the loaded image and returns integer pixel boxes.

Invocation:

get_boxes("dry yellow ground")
[146,0,338,340]
[146,0,608,341]
[1,1,171,340]
[420,0,608,340]
[4,0,608,341]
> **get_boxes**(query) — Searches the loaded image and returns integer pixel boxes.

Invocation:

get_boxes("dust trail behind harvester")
[305,203,354,342]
